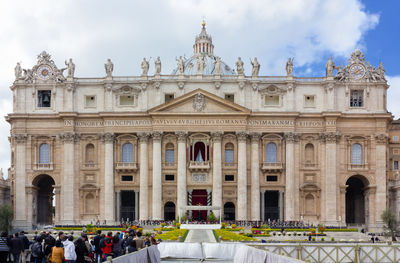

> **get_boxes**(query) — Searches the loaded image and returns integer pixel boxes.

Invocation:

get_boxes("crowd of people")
[0,228,160,263]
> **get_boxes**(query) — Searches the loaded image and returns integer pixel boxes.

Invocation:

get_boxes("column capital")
[236,131,248,142]
[211,131,223,142]
[284,132,300,143]
[374,133,388,144]
[175,131,187,142]
[101,132,115,143]
[152,131,163,141]
[250,132,261,143]
[319,131,341,143]
[60,132,80,143]
[138,132,150,143]
[13,134,28,144]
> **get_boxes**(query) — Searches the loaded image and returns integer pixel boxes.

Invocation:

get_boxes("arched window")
[351,143,362,165]
[225,143,234,164]
[85,144,95,164]
[39,143,50,164]
[165,143,175,164]
[266,142,277,163]
[305,143,314,164]
[305,194,315,214]
[122,143,134,163]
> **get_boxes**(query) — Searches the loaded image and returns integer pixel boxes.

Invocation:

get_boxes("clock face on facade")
[349,64,366,79]
[37,64,53,80]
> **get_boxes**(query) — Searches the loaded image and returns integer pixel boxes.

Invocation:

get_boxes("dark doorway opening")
[265,191,279,221]
[33,174,55,225]
[164,202,176,221]
[191,189,207,220]
[346,176,366,224]
[224,202,235,220]
[120,191,135,221]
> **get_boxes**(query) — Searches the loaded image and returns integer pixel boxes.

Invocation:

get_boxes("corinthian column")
[102,132,115,223]
[139,133,150,220]
[60,132,78,224]
[284,132,298,220]
[375,133,387,226]
[211,132,223,218]
[152,132,162,220]
[237,132,248,220]
[13,134,27,227]
[250,132,261,221]
[176,132,187,219]
[321,131,340,225]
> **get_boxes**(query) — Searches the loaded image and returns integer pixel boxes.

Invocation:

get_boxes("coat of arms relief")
[193,93,206,112]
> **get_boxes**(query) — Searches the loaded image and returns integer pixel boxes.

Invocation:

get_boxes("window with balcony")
[39,143,50,164]
[351,143,362,165]
[165,143,175,165]
[224,143,234,165]
[350,90,363,107]
[122,143,134,163]
[266,142,277,163]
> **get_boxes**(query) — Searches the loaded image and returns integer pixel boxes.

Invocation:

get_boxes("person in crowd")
[134,232,145,250]
[74,237,88,263]
[112,234,124,258]
[10,232,24,263]
[92,230,102,263]
[127,238,137,254]
[31,237,44,263]
[19,231,30,263]
[150,233,159,245]
[100,232,113,261]
[44,236,54,263]
[63,236,77,263]
[0,232,9,263]
[50,240,64,263]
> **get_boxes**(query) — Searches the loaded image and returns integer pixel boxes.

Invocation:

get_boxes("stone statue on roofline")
[214,56,222,75]
[286,58,293,76]
[155,56,161,75]
[14,62,22,80]
[197,55,205,74]
[251,57,260,78]
[65,58,75,78]
[235,57,244,75]
[141,58,149,76]
[176,56,185,75]
[326,57,335,77]
[105,59,114,77]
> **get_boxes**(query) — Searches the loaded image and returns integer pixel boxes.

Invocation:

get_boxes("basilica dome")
[172,22,235,76]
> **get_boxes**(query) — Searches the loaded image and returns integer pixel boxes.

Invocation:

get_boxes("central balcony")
[116,162,138,172]
[82,163,98,170]
[189,161,210,172]
[261,162,283,172]
[33,163,53,171]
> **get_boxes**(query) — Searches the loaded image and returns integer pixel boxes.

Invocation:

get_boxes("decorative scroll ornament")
[319,132,341,143]
[138,132,150,143]
[250,132,261,142]
[13,134,28,144]
[236,131,248,142]
[152,131,163,141]
[211,131,223,142]
[101,132,115,143]
[193,93,206,112]
[60,132,79,143]
[175,131,187,142]
[374,133,388,144]
[284,132,300,143]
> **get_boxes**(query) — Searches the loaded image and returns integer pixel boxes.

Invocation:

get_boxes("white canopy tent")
[179,206,222,224]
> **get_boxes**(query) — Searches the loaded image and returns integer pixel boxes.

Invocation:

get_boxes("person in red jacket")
[100,232,113,261]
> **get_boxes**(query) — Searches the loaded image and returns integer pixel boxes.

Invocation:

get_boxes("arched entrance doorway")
[224,202,235,220]
[32,174,55,225]
[346,176,368,225]
[164,202,176,221]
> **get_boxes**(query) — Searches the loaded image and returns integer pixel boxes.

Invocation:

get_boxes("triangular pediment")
[149,89,251,115]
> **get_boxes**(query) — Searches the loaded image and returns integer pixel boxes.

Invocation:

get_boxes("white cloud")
[387,76,400,119]
[0,0,381,177]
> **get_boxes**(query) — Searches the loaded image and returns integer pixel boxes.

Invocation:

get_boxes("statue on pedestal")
[141,58,149,76]
[197,56,205,74]
[105,59,113,77]
[326,57,335,77]
[176,56,185,75]
[14,62,22,80]
[286,58,293,76]
[236,57,244,75]
[251,57,260,77]
[155,56,161,75]
[65,58,75,78]
[214,56,222,75]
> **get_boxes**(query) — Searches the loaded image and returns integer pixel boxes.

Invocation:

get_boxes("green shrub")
[214,230,256,241]
[221,222,226,229]
[312,237,316,241]
[331,237,335,241]
[321,238,325,241]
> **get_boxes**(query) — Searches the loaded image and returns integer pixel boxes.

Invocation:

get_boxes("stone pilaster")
[135,191,139,221]
[320,131,341,225]
[13,134,27,227]
[138,132,150,220]
[261,190,265,221]
[250,132,261,220]
[211,131,223,218]
[284,132,299,220]
[176,131,187,219]
[101,132,115,223]
[375,133,387,226]
[152,131,162,220]
[60,132,79,224]
[237,131,248,220]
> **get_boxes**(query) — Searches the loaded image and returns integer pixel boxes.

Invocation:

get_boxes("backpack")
[99,238,106,249]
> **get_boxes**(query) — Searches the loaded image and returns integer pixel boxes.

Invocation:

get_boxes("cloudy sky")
[0,0,399,176]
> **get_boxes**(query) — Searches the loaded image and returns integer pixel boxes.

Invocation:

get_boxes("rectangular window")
[165,174,175,181]
[394,149,400,155]
[350,90,363,107]
[120,95,135,106]
[225,94,234,102]
[165,149,175,164]
[38,90,51,107]
[395,161,399,170]
[265,95,279,106]
[266,175,278,182]
[165,94,174,103]
[225,175,234,181]
[121,175,133,181]
[393,136,399,142]
[85,96,96,108]
[304,95,315,107]
[225,149,234,163]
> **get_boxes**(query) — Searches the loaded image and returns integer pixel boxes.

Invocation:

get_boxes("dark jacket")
[31,241,43,258]
[0,237,9,252]
[75,240,88,263]
[19,234,30,250]
[10,237,24,254]
[93,234,102,253]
